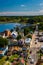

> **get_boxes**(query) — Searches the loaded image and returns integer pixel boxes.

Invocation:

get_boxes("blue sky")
[0,0,43,16]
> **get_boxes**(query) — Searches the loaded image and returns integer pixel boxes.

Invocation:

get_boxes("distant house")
[0,29,11,38]
[0,46,8,56]
[8,42,22,52]
[20,58,25,65]
[39,36,43,42]
[39,32,43,36]
[18,40,24,46]
[22,47,27,51]
[25,38,31,46]
[8,46,22,55]
[11,31,18,38]
[8,42,18,47]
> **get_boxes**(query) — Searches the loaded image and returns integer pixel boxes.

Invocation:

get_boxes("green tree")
[27,18,36,24]
[24,27,29,36]
[16,35,22,40]
[16,26,19,32]
[0,37,8,47]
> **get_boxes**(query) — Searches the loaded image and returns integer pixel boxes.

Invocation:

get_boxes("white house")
[0,46,8,56]
[25,38,31,45]
[11,31,18,38]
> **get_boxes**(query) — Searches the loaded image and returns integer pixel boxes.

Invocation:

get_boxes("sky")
[0,0,43,16]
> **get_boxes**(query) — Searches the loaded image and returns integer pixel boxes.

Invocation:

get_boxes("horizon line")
[0,10,43,16]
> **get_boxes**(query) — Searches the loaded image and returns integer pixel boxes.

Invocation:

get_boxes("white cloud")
[0,10,43,16]
[21,5,25,7]
[40,3,43,6]
[39,10,43,12]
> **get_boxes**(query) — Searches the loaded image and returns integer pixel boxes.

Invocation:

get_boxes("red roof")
[21,58,25,64]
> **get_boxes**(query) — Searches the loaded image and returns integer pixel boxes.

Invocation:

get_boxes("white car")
[30,59,34,64]
[40,46,43,53]
[28,56,32,59]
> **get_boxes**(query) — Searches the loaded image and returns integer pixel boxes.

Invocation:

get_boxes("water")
[0,23,21,32]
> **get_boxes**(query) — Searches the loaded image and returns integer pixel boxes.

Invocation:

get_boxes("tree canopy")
[0,37,8,47]
[0,16,43,24]
[16,34,22,40]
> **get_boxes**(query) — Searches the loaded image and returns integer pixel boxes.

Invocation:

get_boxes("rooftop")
[0,47,6,54]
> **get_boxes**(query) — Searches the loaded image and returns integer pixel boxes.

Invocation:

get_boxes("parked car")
[28,56,32,59]
[25,38,31,46]
[40,46,43,53]
[30,59,34,64]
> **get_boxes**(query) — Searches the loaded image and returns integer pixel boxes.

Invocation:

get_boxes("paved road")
[28,47,39,65]
[27,31,43,65]
[30,31,43,48]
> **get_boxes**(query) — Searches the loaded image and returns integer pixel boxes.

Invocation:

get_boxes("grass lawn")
[40,63,43,65]
[41,64,43,65]
[0,56,7,65]
[0,54,24,65]
[4,61,10,65]
[9,54,19,62]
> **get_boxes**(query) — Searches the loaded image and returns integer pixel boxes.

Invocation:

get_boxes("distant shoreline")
[0,21,26,24]
[0,21,16,24]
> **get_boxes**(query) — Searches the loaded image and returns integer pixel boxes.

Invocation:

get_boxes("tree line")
[0,16,43,24]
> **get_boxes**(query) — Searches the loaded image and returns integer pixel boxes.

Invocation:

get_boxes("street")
[28,47,39,65]
[27,31,43,65]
